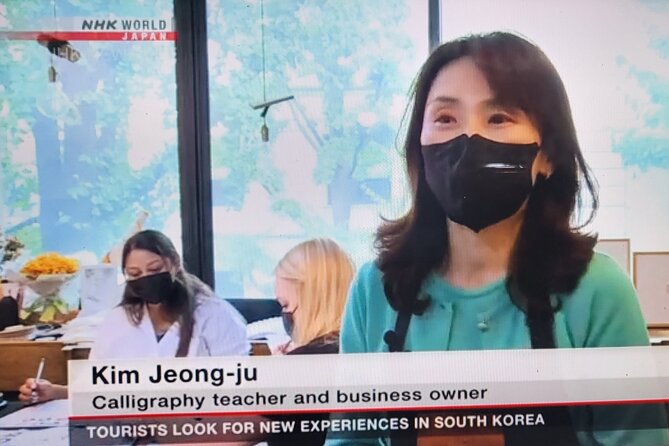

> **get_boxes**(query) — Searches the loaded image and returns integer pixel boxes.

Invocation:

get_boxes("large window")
[441,0,669,252]
[0,1,181,265]
[207,0,429,297]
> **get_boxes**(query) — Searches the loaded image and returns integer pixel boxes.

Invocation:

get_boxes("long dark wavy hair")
[120,230,213,356]
[376,32,599,348]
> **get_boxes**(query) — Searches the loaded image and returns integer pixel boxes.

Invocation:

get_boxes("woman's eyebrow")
[426,96,460,107]
[146,259,164,268]
[483,98,522,113]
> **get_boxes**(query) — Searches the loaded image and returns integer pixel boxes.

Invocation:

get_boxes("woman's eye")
[489,113,513,124]
[435,114,456,124]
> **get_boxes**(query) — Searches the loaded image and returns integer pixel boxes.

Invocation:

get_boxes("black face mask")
[125,271,175,305]
[421,134,539,232]
[282,311,295,337]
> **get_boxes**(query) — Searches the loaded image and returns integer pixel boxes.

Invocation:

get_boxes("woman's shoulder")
[353,260,384,290]
[192,294,249,353]
[561,251,635,307]
[289,332,340,355]
[346,261,399,336]
[95,305,147,337]
[575,251,633,297]
[349,260,388,304]
[560,251,649,347]
[99,305,133,326]
[194,294,246,323]
[89,306,139,359]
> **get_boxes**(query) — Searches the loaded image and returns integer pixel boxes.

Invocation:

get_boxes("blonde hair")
[275,238,355,346]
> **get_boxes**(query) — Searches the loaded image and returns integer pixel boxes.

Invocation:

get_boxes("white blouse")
[89,295,250,359]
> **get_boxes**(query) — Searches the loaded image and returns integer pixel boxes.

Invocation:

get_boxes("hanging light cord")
[260,0,268,134]
[261,0,267,104]
[50,0,57,67]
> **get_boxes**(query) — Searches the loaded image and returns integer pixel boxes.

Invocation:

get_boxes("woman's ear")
[533,150,553,180]
[165,258,179,279]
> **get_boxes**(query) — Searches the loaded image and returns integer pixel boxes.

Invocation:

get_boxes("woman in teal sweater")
[328,32,668,446]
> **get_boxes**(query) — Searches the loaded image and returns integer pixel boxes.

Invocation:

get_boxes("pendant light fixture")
[251,0,294,142]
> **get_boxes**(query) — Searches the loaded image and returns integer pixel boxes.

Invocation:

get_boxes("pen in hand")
[31,357,45,404]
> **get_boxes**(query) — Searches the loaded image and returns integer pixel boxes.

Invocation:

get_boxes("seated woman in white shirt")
[19,229,249,403]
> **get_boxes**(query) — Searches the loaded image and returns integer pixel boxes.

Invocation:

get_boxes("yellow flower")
[21,252,79,279]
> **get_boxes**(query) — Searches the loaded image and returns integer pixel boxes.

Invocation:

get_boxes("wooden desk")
[0,340,68,391]
[251,341,271,356]
[649,328,669,345]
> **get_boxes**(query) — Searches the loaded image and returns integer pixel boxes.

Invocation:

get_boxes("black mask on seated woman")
[125,272,176,304]
[421,134,539,232]
[282,311,295,337]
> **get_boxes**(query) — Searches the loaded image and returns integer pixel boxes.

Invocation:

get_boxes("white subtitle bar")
[68,346,669,418]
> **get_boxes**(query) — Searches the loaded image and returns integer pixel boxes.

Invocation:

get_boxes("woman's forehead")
[426,57,494,105]
[125,249,165,267]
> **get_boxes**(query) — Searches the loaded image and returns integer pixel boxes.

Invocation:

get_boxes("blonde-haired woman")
[274,238,355,356]
[261,239,354,446]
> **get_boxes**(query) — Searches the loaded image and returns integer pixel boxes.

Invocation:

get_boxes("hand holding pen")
[18,357,56,404]
[32,357,45,403]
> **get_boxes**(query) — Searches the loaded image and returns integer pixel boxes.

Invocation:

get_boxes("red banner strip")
[0,31,176,41]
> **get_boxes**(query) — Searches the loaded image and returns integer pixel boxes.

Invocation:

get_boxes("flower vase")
[19,273,77,324]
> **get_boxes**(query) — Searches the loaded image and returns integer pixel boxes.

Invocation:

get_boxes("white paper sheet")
[247,316,291,350]
[0,426,68,446]
[0,399,68,429]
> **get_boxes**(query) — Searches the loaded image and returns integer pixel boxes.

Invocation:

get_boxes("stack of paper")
[59,313,106,345]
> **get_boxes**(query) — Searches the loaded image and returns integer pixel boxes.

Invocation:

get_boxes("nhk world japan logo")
[0,17,175,41]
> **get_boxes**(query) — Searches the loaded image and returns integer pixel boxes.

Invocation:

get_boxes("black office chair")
[0,296,19,331]
[225,298,282,324]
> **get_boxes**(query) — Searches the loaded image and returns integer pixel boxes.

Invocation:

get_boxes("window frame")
[175,0,438,290]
